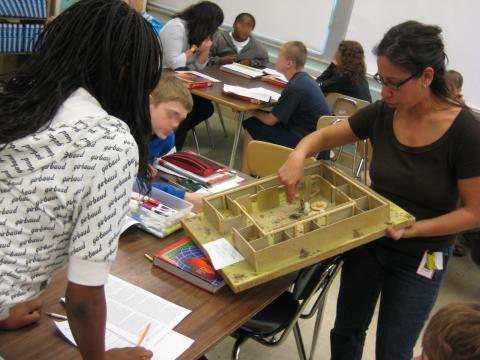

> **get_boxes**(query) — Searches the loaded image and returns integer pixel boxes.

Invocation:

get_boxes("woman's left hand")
[0,298,44,330]
[198,39,213,53]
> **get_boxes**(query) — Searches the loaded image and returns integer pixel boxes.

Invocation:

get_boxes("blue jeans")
[330,241,452,360]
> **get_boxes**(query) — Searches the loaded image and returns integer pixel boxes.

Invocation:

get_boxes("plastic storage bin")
[127,182,193,238]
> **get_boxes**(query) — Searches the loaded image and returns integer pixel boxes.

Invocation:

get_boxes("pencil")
[45,312,68,320]
[136,322,151,347]
[144,253,153,262]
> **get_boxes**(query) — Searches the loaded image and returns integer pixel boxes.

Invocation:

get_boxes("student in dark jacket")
[209,13,268,68]
[316,40,372,102]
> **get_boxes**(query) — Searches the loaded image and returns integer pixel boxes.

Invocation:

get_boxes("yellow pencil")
[136,322,151,347]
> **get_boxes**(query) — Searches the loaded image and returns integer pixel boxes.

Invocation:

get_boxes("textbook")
[154,236,227,294]
[220,63,264,79]
[262,74,287,88]
[174,71,214,89]
[222,84,280,104]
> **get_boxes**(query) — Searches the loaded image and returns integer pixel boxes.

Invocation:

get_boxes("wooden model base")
[182,162,415,293]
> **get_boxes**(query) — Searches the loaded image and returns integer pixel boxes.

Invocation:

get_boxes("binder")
[26,0,36,18]
[0,1,9,16]
[3,0,14,17]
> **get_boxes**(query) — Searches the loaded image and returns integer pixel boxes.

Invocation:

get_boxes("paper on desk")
[222,63,264,78]
[223,84,272,103]
[262,68,288,82]
[248,87,281,102]
[175,70,221,82]
[195,175,245,194]
[55,321,194,360]
[204,238,245,270]
[104,275,191,344]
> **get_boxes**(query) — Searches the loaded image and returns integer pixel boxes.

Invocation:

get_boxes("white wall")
[153,0,335,54]
[347,0,480,109]
[150,0,479,109]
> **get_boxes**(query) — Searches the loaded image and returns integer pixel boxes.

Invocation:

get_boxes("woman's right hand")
[278,151,306,203]
[106,347,153,360]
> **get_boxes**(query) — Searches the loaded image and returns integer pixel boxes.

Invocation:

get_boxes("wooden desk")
[0,228,294,360]
[189,66,282,168]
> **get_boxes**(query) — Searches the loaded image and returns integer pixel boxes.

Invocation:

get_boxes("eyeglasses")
[373,72,418,90]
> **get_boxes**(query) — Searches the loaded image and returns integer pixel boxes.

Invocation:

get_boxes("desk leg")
[229,111,245,168]
[215,103,228,138]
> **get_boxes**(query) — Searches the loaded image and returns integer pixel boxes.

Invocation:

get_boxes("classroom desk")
[188,66,282,168]
[0,227,295,360]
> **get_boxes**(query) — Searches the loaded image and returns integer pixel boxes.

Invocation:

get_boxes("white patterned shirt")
[0,88,138,319]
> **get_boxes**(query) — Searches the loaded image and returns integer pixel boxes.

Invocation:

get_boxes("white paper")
[223,84,271,103]
[203,238,245,270]
[55,321,194,360]
[53,275,192,358]
[175,70,220,82]
[120,217,140,234]
[249,87,281,102]
[262,68,288,82]
[222,63,264,78]
[195,175,245,195]
[104,275,190,344]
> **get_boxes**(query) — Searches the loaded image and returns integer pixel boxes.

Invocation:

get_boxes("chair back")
[326,92,370,116]
[316,115,345,130]
[292,255,342,301]
[246,140,316,177]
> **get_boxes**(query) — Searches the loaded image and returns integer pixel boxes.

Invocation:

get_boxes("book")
[174,71,214,89]
[262,74,287,88]
[222,84,278,104]
[154,236,227,294]
[220,63,264,79]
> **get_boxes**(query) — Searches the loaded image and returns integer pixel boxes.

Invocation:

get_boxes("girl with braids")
[279,21,480,360]
[159,1,224,150]
[316,40,372,102]
[0,0,161,358]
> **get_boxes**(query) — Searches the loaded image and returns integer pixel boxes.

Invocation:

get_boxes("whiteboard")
[346,0,480,108]
[152,0,335,53]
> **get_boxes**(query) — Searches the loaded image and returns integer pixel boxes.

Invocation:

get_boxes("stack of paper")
[54,275,194,360]
[262,68,288,82]
[223,84,281,103]
[220,63,264,79]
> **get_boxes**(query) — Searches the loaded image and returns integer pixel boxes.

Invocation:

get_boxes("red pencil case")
[161,152,225,177]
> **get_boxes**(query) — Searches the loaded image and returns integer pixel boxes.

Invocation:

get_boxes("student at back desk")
[209,12,269,68]
[241,41,329,174]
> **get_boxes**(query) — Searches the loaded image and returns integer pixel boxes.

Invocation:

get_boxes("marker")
[45,312,67,320]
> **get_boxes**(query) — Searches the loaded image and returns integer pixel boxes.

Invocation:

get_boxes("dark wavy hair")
[373,20,461,105]
[0,0,162,189]
[175,1,224,46]
[336,40,367,85]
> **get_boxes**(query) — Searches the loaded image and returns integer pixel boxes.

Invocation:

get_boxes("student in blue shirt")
[241,41,329,174]
[147,75,205,212]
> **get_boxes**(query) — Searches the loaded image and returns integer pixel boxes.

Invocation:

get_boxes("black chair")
[230,255,343,360]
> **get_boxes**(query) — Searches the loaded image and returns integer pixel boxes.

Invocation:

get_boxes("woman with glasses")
[278,21,480,360]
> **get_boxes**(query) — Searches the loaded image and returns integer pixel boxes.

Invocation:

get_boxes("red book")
[175,72,214,89]
[262,75,287,88]
[153,236,226,293]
